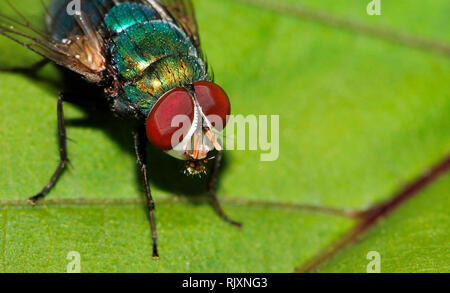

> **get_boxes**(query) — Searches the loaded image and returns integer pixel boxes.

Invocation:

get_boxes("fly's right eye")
[146,88,194,150]
[194,81,230,131]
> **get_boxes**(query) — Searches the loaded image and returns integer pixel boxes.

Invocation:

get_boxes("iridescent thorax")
[104,3,207,116]
[48,1,207,117]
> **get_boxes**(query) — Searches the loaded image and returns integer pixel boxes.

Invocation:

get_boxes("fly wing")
[153,0,201,51]
[0,0,107,82]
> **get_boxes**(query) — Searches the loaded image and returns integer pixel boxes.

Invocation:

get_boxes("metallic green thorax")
[105,3,207,116]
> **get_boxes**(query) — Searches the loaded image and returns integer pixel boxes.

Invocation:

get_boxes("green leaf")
[0,0,449,272]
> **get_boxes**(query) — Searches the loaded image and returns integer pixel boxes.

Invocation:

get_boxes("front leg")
[208,151,242,227]
[133,128,159,259]
[29,93,69,204]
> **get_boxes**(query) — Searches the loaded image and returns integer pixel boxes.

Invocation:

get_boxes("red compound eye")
[146,88,194,150]
[194,81,230,130]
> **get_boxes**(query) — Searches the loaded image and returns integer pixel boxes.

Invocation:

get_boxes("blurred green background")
[0,0,449,272]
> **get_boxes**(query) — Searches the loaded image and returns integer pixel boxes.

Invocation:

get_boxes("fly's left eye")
[146,88,194,150]
[194,81,230,130]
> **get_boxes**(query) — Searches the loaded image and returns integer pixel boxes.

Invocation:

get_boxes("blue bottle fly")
[0,0,241,258]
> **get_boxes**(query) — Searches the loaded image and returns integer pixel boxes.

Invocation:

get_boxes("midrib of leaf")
[0,196,359,219]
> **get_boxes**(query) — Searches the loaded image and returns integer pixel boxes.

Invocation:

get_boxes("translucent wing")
[0,0,202,81]
[155,0,201,51]
[0,0,107,82]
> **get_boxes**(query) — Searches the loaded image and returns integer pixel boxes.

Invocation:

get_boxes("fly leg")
[0,59,49,74]
[29,93,68,204]
[133,128,159,259]
[208,151,242,228]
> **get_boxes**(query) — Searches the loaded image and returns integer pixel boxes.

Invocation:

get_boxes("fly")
[0,0,241,259]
